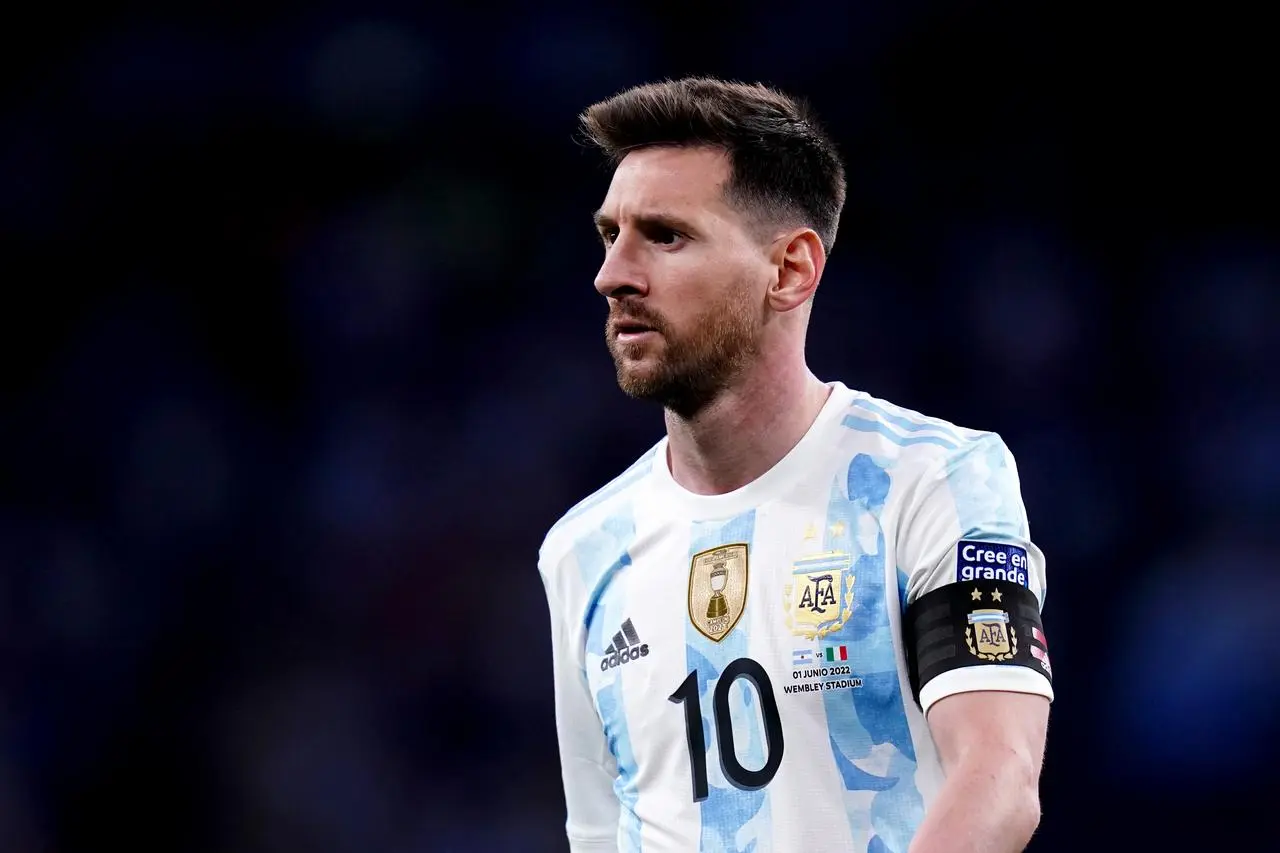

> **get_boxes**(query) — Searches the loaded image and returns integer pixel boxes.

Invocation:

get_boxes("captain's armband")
[904,579,1052,707]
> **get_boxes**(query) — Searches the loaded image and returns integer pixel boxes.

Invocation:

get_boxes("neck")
[663,356,831,496]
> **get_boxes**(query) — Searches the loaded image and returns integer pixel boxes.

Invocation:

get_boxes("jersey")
[538,382,1054,853]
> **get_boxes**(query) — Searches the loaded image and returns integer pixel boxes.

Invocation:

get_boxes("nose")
[593,237,648,300]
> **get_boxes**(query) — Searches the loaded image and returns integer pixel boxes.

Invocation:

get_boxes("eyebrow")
[592,209,698,235]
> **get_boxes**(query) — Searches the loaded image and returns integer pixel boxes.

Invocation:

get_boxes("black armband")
[904,579,1052,708]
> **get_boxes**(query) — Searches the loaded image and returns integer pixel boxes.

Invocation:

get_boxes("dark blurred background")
[1,2,1276,851]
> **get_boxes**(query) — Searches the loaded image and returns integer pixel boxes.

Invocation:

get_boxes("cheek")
[656,252,761,325]
[712,265,765,315]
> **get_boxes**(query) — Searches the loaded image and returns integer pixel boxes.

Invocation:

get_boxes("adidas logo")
[600,618,650,671]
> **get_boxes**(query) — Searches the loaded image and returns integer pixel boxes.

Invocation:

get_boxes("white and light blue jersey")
[538,382,1053,853]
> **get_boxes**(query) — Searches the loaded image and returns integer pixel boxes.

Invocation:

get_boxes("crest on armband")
[965,591,1017,661]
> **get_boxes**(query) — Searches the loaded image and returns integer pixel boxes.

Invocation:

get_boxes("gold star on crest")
[971,588,983,601]
[803,523,818,540]
[991,588,1003,602]
[830,522,846,537]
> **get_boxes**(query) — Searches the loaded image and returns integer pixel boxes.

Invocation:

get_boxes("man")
[538,76,1053,853]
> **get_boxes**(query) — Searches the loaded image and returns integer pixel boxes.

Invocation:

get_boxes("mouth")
[611,318,658,342]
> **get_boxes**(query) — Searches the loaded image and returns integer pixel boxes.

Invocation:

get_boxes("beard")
[605,295,760,419]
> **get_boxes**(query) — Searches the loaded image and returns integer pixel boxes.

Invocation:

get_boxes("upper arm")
[898,433,1055,714]
[540,552,621,849]
[926,690,1049,781]
[900,432,1044,604]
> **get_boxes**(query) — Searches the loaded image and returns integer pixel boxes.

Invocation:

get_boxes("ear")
[767,228,825,313]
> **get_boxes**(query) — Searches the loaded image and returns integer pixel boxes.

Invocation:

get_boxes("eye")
[600,228,619,246]
[651,228,681,246]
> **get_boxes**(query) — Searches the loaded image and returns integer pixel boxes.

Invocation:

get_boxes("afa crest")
[783,552,855,640]
[966,605,1017,661]
[688,544,749,642]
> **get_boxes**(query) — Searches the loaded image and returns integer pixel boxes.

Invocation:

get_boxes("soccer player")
[538,77,1054,853]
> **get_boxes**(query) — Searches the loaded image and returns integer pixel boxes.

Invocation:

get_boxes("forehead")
[599,146,734,223]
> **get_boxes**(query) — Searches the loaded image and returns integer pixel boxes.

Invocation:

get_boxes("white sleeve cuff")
[919,664,1054,715]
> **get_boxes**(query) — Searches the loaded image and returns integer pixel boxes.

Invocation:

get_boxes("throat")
[665,375,831,496]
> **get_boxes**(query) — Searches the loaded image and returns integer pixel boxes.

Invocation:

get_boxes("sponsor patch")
[956,540,1030,587]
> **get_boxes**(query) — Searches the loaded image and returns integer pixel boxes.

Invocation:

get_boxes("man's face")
[593,146,771,416]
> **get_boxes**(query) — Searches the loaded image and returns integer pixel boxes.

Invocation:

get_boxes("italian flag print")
[823,646,848,661]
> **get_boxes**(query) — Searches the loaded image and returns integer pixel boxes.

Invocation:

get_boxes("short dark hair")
[579,76,847,254]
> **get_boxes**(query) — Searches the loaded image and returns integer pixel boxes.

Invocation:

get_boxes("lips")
[610,311,661,338]
[612,318,654,335]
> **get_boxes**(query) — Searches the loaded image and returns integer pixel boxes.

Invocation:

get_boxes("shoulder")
[850,391,1036,573]
[841,388,992,457]
[539,440,662,576]
[836,387,1020,497]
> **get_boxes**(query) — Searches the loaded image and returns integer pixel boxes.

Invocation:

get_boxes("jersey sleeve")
[539,554,621,852]
[898,432,1054,715]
